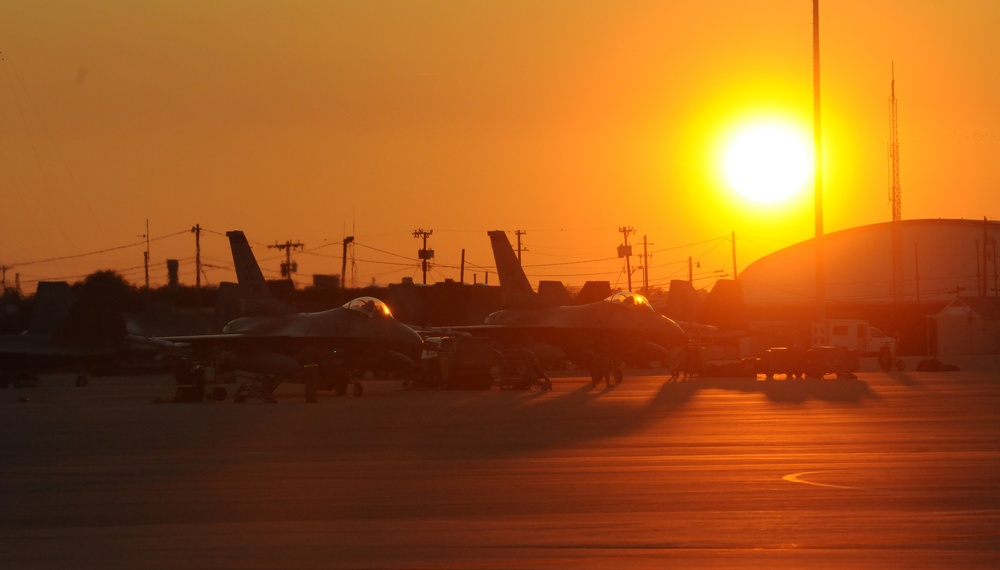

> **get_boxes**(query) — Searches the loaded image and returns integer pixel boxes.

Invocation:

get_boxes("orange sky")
[2,1,998,294]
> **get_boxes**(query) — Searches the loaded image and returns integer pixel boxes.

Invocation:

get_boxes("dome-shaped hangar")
[739,219,1000,306]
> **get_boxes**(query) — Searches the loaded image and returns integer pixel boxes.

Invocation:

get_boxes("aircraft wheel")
[878,346,893,371]
[75,375,88,388]
[538,378,552,392]
[352,381,363,396]
[590,371,602,387]
[613,370,623,385]
[212,387,228,401]
[334,382,348,397]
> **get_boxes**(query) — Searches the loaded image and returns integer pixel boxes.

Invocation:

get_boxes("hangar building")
[739,218,999,307]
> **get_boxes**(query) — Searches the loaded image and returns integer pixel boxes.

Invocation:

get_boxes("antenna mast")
[889,63,904,303]
[889,63,902,222]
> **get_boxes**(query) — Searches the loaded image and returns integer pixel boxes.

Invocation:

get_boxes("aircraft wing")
[0,335,119,358]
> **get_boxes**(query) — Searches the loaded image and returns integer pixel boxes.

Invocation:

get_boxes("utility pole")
[191,224,202,290]
[688,257,694,283]
[142,219,150,289]
[515,229,528,263]
[460,249,466,284]
[191,224,202,306]
[617,226,635,291]
[269,240,304,279]
[341,236,354,288]
[413,229,434,285]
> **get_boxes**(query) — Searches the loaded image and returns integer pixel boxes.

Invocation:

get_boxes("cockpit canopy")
[605,292,655,312]
[343,296,393,318]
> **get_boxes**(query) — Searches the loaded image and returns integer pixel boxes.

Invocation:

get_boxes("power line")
[6,229,190,268]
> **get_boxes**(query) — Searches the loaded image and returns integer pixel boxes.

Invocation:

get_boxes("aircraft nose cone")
[661,316,687,346]
[392,322,425,359]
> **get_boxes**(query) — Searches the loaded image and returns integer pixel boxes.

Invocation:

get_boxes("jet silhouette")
[450,231,687,385]
[162,231,424,400]
[0,277,129,388]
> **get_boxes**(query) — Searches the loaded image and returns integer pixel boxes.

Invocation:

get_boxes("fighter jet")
[161,231,424,400]
[0,276,130,388]
[454,231,686,386]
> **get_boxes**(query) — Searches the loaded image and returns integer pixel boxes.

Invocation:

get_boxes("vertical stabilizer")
[488,231,537,308]
[25,281,75,340]
[226,231,293,315]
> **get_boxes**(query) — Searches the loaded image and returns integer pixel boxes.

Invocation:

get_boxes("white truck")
[810,319,896,356]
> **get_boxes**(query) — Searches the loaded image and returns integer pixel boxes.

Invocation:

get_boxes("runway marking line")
[782,471,862,490]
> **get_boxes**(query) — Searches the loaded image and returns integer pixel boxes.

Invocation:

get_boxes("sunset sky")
[2,1,998,294]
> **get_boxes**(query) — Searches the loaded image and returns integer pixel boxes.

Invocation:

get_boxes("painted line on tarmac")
[783,471,863,490]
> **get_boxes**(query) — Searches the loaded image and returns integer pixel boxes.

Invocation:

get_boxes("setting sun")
[723,120,813,204]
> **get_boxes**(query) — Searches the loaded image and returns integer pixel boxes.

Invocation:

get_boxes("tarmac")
[1,367,998,569]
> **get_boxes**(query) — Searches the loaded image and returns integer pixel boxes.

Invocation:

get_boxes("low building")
[932,297,1000,356]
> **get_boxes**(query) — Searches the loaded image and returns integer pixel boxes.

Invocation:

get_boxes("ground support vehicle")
[760,346,857,380]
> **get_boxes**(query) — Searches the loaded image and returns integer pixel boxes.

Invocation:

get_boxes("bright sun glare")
[723,121,813,204]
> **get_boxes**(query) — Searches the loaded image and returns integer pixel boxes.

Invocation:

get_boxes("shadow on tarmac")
[423,374,878,459]
[672,375,878,404]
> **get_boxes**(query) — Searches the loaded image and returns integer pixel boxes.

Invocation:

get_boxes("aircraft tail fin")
[25,281,76,341]
[488,230,537,308]
[226,231,294,315]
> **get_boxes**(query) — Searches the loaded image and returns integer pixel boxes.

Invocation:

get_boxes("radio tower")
[889,63,904,303]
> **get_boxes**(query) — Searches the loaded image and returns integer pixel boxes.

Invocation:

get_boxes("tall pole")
[618,226,635,291]
[341,236,354,288]
[641,235,650,295]
[890,64,904,304]
[191,224,201,290]
[813,0,825,322]
[191,224,202,306]
[143,219,150,290]
[460,249,466,284]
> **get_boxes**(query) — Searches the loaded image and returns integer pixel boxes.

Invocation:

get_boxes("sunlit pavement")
[1,370,998,569]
